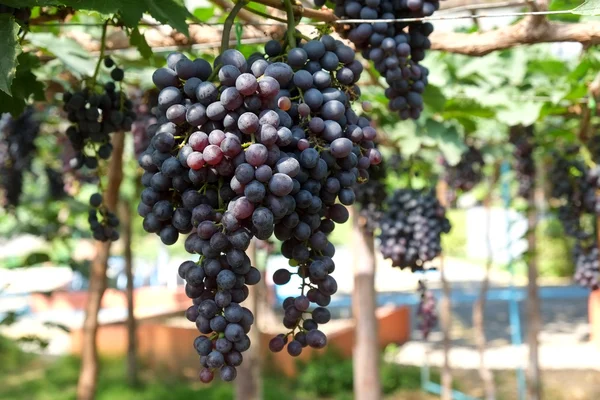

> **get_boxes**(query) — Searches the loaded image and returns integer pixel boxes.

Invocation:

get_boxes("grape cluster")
[442,145,484,192]
[416,279,437,339]
[354,150,387,233]
[0,107,40,208]
[573,244,600,290]
[548,148,600,290]
[378,189,450,270]
[45,167,66,200]
[87,193,120,242]
[137,34,380,381]
[63,57,132,171]
[131,89,159,158]
[62,56,133,240]
[509,125,535,199]
[330,0,442,119]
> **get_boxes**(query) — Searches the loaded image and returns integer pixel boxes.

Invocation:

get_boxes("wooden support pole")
[352,207,382,400]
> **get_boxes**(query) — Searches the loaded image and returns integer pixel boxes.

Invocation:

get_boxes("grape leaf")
[0,0,190,33]
[572,0,600,15]
[28,32,96,77]
[422,84,445,113]
[130,27,153,59]
[425,120,466,166]
[0,15,20,95]
[144,0,191,36]
[0,1,62,6]
[496,101,543,126]
[193,5,215,21]
[0,53,45,115]
[549,0,581,21]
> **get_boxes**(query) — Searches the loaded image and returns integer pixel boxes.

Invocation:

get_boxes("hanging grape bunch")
[416,280,437,339]
[443,145,485,192]
[324,0,442,119]
[378,189,451,270]
[573,244,600,291]
[354,146,387,234]
[138,32,380,382]
[0,108,40,208]
[61,56,133,242]
[131,89,159,158]
[548,147,600,290]
[509,125,535,199]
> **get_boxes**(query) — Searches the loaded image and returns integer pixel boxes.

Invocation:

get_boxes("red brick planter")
[70,305,411,377]
[29,286,188,314]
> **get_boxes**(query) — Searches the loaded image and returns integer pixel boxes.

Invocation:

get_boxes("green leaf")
[119,2,145,28]
[424,120,466,165]
[28,32,96,77]
[0,53,45,115]
[0,1,62,6]
[549,0,581,21]
[130,27,153,59]
[23,252,51,267]
[144,0,191,36]
[193,6,215,21]
[572,0,600,15]
[0,15,20,95]
[496,101,543,126]
[422,84,446,113]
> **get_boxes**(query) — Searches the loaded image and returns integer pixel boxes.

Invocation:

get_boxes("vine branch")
[221,1,248,53]
[282,0,297,48]
[91,20,109,88]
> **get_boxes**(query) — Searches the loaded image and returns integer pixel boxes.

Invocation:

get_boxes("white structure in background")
[465,206,527,263]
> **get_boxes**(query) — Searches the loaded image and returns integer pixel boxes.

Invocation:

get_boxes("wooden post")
[526,190,542,400]
[120,199,138,387]
[352,206,382,400]
[473,170,499,400]
[235,239,263,400]
[76,132,125,400]
[436,180,453,400]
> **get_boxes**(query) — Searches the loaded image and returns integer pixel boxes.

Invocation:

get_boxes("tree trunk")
[439,255,453,400]
[473,176,498,400]
[235,239,263,400]
[436,180,453,400]
[76,132,125,400]
[120,200,138,387]
[352,207,382,400]
[526,192,542,400]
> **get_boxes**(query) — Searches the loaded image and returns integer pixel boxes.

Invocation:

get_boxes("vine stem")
[282,0,297,49]
[221,1,248,54]
[91,20,109,88]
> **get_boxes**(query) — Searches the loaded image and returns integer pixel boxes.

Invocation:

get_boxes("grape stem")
[91,19,110,89]
[220,1,248,54]
[282,0,296,49]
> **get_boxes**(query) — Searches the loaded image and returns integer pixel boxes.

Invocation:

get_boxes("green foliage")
[0,14,20,96]
[441,209,468,259]
[573,0,600,15]
[292,347,433,398]
[295,348,354,396]
[129,27,153,59]
[0,334,32,375]
[536,216,575,277]
[0,53,45,115]
[0,0,192,33]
